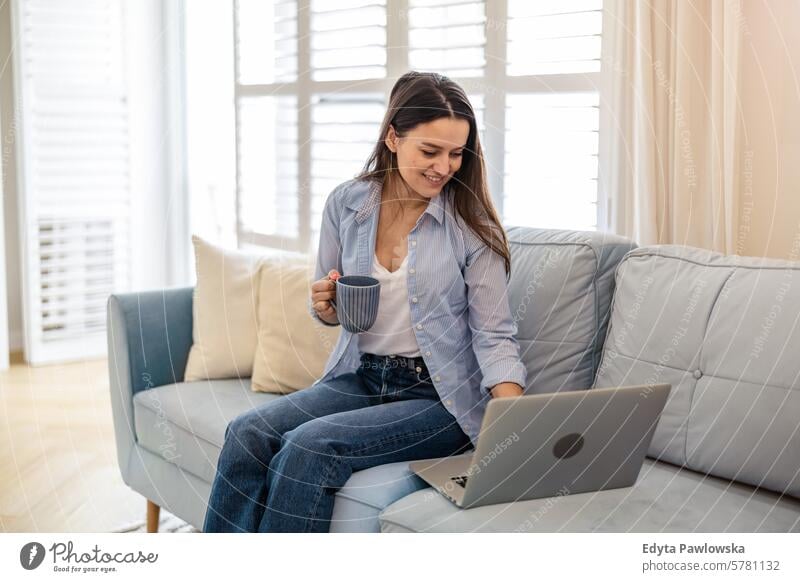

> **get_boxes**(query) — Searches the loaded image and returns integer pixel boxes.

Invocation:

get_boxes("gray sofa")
[107,227,800,532]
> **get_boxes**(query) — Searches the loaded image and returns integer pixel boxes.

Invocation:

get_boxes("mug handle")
[328,278,337,309]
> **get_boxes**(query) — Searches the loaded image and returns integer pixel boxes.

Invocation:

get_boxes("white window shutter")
[309,93,386,247]
[504,92,600,230]
[226,0,606,257]
[235,0,301,248]
[503,0,603,231]
[12,0,132,364]
[408,0,487,78]
[238,95,299,239]
[310,0,387,81]
[506,0,603,76]
[308,1,388,246]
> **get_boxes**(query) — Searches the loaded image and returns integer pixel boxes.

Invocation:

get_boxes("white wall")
[124,0,175,291]
[0,0,22,352]
[0,88,9,370]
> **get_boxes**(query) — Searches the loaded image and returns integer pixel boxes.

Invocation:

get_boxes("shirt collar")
[350,176,447,225]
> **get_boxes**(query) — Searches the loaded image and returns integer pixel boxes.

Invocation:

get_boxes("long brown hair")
[357,71,511,277]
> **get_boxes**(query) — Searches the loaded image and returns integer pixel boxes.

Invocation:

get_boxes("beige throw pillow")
[251,257,341,394]
[184,235,261,382]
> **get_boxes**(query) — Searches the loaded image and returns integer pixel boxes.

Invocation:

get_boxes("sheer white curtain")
[0,108,7,370]
[601,0,744,253]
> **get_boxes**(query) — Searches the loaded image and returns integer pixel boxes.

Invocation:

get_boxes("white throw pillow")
[183,235,261,382]
[251,257,341,394]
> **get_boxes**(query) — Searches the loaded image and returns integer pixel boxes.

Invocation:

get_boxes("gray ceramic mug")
[330,275,381,333]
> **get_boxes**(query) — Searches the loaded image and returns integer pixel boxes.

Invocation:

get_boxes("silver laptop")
[410,384,671,509]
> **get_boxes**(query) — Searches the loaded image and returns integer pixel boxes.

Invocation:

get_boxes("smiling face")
[384,116,471,200]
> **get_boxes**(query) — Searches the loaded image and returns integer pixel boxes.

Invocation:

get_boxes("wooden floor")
[0,355,146,532]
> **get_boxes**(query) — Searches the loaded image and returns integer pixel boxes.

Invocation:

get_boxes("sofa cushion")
[134,379,281,483]
[594,245,800,499]
[134,381,433,530]
[378,459,800,532]
[252,257,341,394]
[506,227,636,393]
[184,236,261,382]
[330,461,428,533]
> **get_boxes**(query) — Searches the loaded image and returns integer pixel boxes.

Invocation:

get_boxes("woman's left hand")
[489,382,524,398]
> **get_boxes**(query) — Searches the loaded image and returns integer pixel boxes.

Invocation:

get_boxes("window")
[185,0,604,256]
[12,0,133,363]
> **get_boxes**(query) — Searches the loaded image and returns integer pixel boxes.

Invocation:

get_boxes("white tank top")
[357,253,422,357]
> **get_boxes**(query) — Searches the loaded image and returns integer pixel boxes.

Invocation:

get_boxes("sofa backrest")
[507,227,636,394]
[594,245,800,498]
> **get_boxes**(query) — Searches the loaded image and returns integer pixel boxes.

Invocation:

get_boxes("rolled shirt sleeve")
[463,237,527,397]
[309,186,344,327]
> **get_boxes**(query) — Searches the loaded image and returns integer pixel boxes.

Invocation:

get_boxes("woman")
[203,71,527,533]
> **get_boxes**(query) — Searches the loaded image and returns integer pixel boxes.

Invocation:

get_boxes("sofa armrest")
[107,287,194,479]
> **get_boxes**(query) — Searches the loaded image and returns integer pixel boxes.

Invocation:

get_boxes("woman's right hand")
[311,269,340,325]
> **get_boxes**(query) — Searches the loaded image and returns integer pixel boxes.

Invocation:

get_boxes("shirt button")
[416,324,422,330]
[445,399,452,406]
[425,351,431,356]
[411,240,417,247]
[412,296,418,303]
[435,375,441,382]
[409,268,415,274]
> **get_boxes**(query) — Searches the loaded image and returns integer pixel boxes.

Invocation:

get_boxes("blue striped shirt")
[310,177,527,446]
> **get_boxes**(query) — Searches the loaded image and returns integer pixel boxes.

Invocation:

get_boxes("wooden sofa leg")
[146,500,160,533]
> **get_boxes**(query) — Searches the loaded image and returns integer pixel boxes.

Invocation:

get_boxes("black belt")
[360,352,428,372]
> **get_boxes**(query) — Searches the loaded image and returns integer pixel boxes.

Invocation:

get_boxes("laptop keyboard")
[450,475,469,488]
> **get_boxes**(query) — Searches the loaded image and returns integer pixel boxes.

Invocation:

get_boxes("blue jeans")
[202,352,473,532]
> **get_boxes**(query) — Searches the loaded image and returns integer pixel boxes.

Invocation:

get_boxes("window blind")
[408,0,486,77]
[238,96,299,239]
[504,92,600,230]
[310,0,387,81]
[310,93,385,245]
[502,0,602,230]
[14,0,132,364]
[506,0,603,76]
[207,0,606,261]
[236,0,297,84]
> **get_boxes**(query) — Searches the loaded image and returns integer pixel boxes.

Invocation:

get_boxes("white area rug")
[114,509,199,533]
